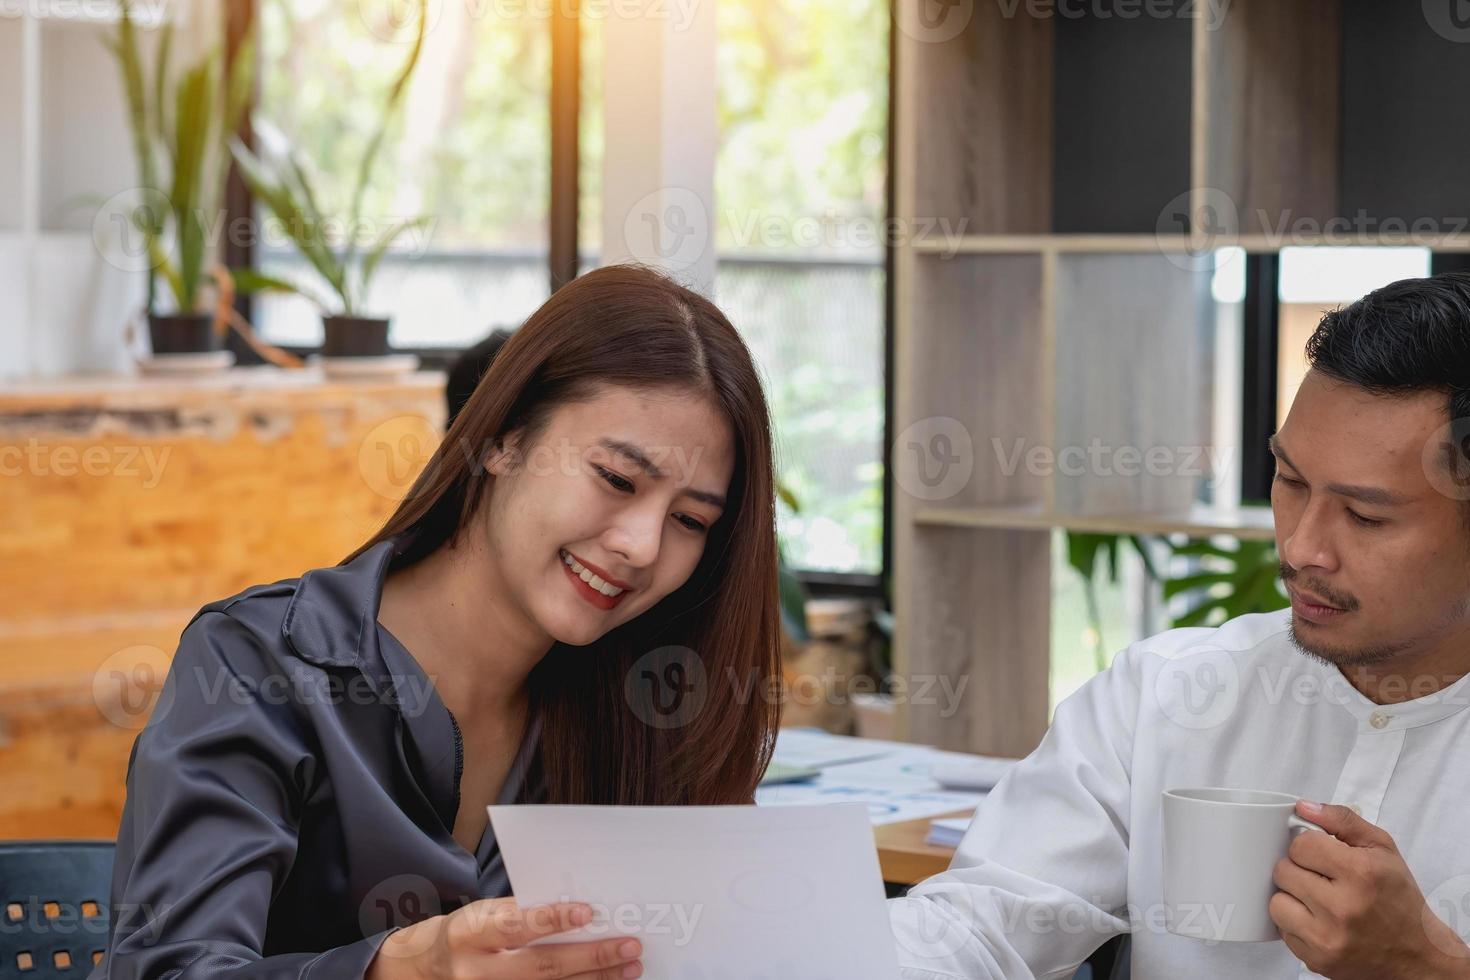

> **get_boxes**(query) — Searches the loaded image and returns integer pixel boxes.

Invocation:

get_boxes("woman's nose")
[606,506,665,569]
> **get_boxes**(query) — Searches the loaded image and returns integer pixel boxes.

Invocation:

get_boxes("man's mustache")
[1279,562,1359,611]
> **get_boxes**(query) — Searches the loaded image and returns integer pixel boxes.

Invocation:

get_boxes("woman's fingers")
[452,900,644,978]
[498,937,644,978]
[574,963,644,980]
[462,900,594,949]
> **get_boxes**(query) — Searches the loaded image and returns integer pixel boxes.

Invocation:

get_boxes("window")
[714,0,889,575]
[1276,246,1431,426]
[253,0,552,348]
[248,0,892,580]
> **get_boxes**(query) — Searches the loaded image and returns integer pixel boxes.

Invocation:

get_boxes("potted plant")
[228,0,428,359]
[107,2,254,357]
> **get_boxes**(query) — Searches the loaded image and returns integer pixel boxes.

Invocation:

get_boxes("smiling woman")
[97,264,782,980]
[357,263,781,805]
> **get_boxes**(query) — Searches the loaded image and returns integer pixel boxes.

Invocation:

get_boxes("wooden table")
[874,809,971,886]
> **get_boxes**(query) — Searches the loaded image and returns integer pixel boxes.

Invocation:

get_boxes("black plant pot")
[148,313,219,355]
[321,316,392,357]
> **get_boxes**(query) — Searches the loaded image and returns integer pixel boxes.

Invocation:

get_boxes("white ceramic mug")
[1162,787,1325,942]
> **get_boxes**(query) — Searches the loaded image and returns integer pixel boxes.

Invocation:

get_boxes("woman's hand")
[366,899,643,980]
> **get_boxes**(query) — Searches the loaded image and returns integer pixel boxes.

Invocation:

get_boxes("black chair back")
[0,841,115,976]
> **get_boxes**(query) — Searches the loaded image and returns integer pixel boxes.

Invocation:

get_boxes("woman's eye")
[1273,473,1303,490]
[1349,511,1383,528]
[596,466,634,493]
[675,515,708,533]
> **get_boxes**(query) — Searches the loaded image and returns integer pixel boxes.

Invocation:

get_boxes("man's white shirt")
[888,609,1470,979]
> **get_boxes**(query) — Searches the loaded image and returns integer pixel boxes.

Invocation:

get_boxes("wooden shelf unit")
[912,504,1276,542]
[913,235,1470,256]
[891,0,1470,757]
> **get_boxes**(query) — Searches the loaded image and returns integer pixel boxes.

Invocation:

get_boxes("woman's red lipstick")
[559,549,631,610]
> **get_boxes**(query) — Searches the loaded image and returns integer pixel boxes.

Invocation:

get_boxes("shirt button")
[1369,711,1390,729]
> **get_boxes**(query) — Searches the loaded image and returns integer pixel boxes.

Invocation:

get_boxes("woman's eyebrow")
[598,438,726,509]
[601,438,664,478]
[685,487,727,509]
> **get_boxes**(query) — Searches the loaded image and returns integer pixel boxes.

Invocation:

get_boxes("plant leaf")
[1170,539,1239,559]
[152,20,174,166]
[1162,570,1233,600]
[1127,534,1161,581]
[1066,531,1106,583]
[344,0,427,273]
[358,215,431,305]
[1167,536,1286,628]
[1172,602,1219,629]
[230,135,348,310]
[150,238,185,311]
[228,266,328,307]
[776,481,801,514]
[209,19,256,218]
[777,556,809,644]
[108,2,160,310]
[170,55,216,309]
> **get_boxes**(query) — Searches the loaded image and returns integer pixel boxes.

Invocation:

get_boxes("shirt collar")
[1320,658,1470,733]
[282,535,412,683]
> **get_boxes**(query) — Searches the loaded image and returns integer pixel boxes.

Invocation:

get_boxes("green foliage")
[1066,529,1289,671]
[254,0,887,569]
[231,0,429,316]
[104,2,254,314]
[777,543,811,644]
[776,481,810,643]
[1164,537,1289,627]
[1065,532,1157,672]
[715,0,890,572]
[716,0,889,249]
[257,1,549,250]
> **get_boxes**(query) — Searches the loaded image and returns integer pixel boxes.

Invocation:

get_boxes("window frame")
[226,0,894,596]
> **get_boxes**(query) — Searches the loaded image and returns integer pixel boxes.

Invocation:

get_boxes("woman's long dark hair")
[345,264,781,805]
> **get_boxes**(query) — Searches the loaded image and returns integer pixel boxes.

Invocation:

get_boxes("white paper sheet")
[487,803,901,980]
[924,816,972,848]
[755,778,985,825]
[757,743,998,825]
[817,747,1010,792]
[769,727,910,769]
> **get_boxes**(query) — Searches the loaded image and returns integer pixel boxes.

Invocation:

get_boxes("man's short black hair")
[1305,269,1470,498]
[1307,270,1470,424]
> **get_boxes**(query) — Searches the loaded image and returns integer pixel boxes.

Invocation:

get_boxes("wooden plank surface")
[1198,0,1341,235]
[906,1,1053,234]
[875,809,969,886]
[0,368,445,634]
[893,255,1053,757]
[0,368,446,838]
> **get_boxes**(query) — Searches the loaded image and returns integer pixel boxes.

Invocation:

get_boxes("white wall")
[1,1,214,380]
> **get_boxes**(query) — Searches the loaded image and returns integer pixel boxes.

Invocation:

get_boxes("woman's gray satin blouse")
[93,537,545,978]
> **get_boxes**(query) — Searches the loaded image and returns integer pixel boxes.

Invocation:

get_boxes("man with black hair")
[890,272,1470,979]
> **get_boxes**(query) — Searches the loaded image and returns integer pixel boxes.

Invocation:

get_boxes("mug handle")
[1288,813,1328,836]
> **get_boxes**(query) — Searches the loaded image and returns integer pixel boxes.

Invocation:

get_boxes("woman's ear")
[483,432,522,477]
